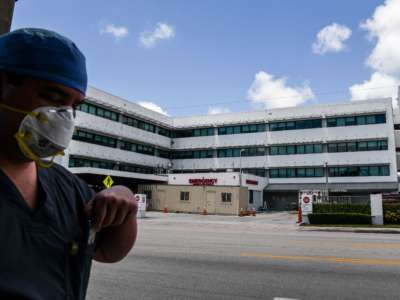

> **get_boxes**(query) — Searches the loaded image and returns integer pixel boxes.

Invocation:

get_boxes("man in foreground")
[0,28,138,299]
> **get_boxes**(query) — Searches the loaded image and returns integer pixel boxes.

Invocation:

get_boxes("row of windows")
[327,114,386,127]
[77,102,172,137]
[172,139,389,159]
[270,167,325,178]
[74,128,390,160]
[269,165,390,178]
[78,102,387,138]
[328,165,389,177]
[328,140,388,153]
[68,156,156,174]
[72,129,171,158]
[242,168,267,177]
[180,191,233,203]
[73,130,117,148]
[120,140,156,156]
[270,144,323,155]
[218,124,266,135]
[121,115,158,134]
[173,128,215,138]
[172,150,214,159]
[77,102,119,121]
[217,147,266,157]
[269,119,322,131]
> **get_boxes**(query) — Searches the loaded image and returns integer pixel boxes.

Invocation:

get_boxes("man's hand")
[85,185,138,232]
[85,185,138,263]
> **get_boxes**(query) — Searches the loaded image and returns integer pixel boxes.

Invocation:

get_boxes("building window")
[269,167,324,178]
[217,147,266,158]
[144,191,152,200]
[269,143,323,155]
[68,156,155,174]
[327,113,386,127]
[217,123,266,135]
[249,190,254,204]
[180,191,190,201]
[269,119,322,131]
[328,165,390,177]
[221,192,232,203]
[327,139,388,153]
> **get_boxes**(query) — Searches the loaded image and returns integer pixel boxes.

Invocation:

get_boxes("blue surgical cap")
[0,28,87,95]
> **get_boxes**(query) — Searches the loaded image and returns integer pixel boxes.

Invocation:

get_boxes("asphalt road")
[87,212,400,300]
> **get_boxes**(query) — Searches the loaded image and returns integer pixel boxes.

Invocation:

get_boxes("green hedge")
[313,203,371,214]
[383,204,400,224]
[308,213,371,225]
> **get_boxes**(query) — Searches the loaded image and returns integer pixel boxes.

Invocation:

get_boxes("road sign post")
[103,175,114,189]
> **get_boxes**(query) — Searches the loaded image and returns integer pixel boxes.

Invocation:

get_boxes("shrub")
[383,204,400,224]
[313,203,370,215]
[308,213,371,225]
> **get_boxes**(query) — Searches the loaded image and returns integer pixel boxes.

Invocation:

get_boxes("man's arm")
[85,185,138,263]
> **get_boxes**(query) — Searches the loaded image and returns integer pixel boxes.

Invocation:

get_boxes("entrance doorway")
[206,191,216,214]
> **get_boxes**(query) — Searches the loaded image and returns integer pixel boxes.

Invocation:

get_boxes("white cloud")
[312,23,352,55]
[208,107,231,115]
[349,0,400,105]
[361,0,400,77]
[100,24,129,40]
[247,71,314,109]
[350,72,399,105]
[138,101,169,116]
[139,22,175,48]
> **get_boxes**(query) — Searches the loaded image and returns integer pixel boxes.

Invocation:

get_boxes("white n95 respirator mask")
[0,104,75,168]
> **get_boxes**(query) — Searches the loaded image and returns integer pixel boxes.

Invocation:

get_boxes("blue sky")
[12,0,400,116]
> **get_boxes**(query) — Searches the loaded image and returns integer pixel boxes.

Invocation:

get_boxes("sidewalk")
[298,225,400,234]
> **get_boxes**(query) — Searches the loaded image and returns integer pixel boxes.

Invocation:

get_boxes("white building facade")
[61,86,400,210]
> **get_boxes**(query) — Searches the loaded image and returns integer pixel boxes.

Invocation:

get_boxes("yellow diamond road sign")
[103,175,114,189]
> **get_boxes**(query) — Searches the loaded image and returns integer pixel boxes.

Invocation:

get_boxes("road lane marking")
[240,252,400,266]
[286,240,400,250]
[350,243,400,249]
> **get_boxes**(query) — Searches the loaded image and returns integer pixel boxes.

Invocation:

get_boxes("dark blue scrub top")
[0,163,95,300]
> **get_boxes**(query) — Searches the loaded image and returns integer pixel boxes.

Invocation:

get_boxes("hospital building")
[57,86,400,214]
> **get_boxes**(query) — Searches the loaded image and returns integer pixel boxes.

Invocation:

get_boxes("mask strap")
[14,132,65,168]
[0,103,39,118]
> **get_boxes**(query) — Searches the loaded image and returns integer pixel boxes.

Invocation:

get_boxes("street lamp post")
[325,162,329,202]
[0,0,16,35]
[239,149,245,186]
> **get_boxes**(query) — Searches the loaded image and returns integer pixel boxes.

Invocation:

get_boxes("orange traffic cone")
[297,207,302,223]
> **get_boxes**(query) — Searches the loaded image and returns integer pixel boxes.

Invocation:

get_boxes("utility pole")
[0,0,16,35]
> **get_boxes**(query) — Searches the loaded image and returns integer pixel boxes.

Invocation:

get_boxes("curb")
[298,227,400,234]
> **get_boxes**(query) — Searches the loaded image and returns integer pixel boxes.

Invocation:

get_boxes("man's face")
[0,72,85,154]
